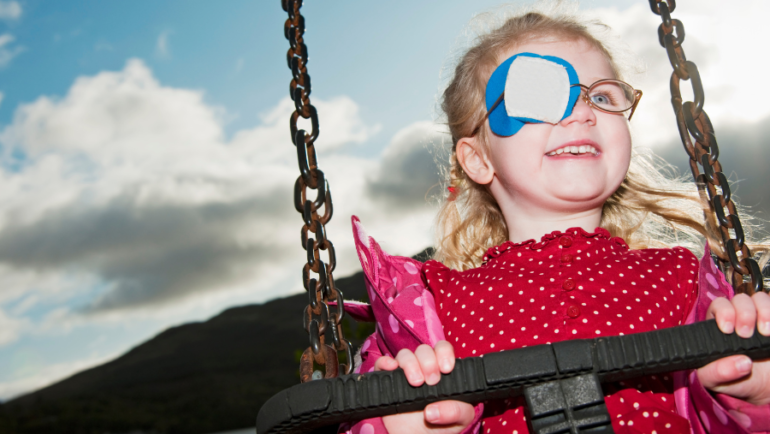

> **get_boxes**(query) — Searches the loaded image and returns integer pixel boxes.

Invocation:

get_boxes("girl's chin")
[546,182,608,197]
[543,172,620,194]
[549,189,611,206]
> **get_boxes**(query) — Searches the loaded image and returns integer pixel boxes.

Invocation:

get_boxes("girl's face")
[484,39,632,219]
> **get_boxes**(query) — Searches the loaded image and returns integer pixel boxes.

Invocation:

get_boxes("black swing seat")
[257,319,770,434]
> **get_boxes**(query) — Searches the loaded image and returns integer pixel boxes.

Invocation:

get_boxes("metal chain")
[282,0,353,381]
[650,0,765,295]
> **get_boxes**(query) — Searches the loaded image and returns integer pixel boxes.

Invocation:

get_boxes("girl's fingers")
[732,294,757,338]
[415,344,441,386]
[434,340,456,374]
[395,348,425,386]
[707,296,735,334]
[752,291,770,336]
[375,342,457,388]
[697,355,753,392]
[424,400,476,427]
[374,355,398,372]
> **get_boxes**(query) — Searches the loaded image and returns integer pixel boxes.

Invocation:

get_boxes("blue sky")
[0,0,768,401]
[0,0,639,152]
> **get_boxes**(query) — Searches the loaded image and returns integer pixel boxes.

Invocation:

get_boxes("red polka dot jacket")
[339,217,770,434]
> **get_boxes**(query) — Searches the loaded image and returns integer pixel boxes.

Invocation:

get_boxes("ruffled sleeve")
[342,217,483,434]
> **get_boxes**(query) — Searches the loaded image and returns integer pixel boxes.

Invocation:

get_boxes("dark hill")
[0,249,433,434]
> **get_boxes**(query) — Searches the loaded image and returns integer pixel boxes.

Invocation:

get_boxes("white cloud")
[366,121,447,209]
[156,31,171,58]
[0,58,387,317]
[587,1,770,150]
[0,33,23,68]
[0,57,405,328]
[0,1,21,20]
[0,58,440,399]
[4,59,222,157]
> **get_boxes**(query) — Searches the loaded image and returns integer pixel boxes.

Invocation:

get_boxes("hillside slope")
[0,269,377,434]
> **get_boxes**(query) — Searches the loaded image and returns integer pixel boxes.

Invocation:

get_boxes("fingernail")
[721,321,734,334]
[425,405,440,423]
[761,322,770,336]
[427,372,440,385]
[408,372,423,385]
[440,359,451,372]
[738,325,753,338]
[735,357,752,373]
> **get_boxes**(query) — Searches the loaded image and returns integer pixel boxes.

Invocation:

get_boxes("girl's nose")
[560,93,596,126]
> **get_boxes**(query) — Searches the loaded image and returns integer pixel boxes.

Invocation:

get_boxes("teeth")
[546,145,599,156]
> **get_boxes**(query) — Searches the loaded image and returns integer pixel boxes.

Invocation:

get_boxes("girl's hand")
[697,292,770,406]
[374,341,476,433]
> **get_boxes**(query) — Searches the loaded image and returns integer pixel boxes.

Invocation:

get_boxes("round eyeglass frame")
[471,78,643,137]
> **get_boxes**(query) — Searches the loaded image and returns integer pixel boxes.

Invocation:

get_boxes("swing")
[257,1,769,433]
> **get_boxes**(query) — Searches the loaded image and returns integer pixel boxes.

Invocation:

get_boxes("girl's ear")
[456,136,495,185]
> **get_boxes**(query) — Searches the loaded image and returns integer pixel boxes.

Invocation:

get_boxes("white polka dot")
[387,314,400,333]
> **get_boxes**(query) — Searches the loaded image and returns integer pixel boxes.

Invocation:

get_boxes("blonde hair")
[433,3,770,286]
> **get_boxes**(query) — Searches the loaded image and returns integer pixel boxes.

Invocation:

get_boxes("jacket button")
[561,254,573,263]
[567,305,581,318]
[560,237,573,247]
[562,278,576,291]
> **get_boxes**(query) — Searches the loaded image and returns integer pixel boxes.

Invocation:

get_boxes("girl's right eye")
[591,93,612,106]
[588,82,634,111]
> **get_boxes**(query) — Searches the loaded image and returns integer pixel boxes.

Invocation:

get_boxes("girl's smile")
[544,139,601,157]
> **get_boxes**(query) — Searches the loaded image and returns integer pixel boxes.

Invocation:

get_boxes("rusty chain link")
[650,0,765,295]
[282,0,352,381]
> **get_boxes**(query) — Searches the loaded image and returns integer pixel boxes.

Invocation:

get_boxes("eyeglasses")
[571,79,643,119]
[472,79,643,136]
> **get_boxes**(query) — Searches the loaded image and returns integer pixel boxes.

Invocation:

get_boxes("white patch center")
[504,56,570,124]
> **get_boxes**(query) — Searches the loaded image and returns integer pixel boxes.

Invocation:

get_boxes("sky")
[0,0,769,401]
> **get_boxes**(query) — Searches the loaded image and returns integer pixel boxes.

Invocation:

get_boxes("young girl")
[341,5,770,434]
